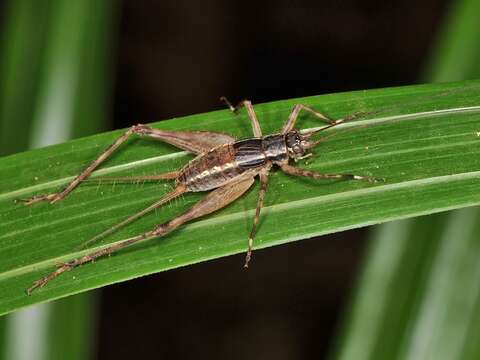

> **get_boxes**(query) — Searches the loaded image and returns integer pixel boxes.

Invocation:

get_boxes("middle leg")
[221,97,262,137]
[281,163,380,183]
[244,167,271,268]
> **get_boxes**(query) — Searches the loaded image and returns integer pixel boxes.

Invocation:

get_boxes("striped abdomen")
[178,144,245,192]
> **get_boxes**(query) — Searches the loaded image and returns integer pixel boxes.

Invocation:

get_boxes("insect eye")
[293,145,302,153]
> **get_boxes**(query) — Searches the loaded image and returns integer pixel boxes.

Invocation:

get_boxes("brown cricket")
[22,99,379,294]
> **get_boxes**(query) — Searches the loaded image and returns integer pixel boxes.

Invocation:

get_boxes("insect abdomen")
[179,144,245,192]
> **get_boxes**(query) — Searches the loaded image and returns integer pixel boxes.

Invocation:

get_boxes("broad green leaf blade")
[0,80,479,315]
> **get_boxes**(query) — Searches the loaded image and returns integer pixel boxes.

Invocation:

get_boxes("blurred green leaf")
[29,0,116,147]
[0,80,479,315]
[0,0,51,155]
[334,210,480,360]
[0,319,5,360]
[423,0,480,83]
[0,1,53,358]
[47,295,97,360]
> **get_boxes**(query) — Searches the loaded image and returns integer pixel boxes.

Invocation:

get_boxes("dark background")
[95,1,451,359]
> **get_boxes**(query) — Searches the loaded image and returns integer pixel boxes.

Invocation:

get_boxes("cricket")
[22,98,380,295]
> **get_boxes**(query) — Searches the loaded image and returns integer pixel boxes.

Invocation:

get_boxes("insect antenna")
[307,123,373,148]
[302,84,476,148]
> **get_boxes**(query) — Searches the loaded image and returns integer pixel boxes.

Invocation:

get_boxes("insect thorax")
[262,134,288,164]
[233,134,288,169]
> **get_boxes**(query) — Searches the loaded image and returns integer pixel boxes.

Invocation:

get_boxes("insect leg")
[244,167,270,268]
[20,124,192,205]
[27,177,255,294]
[220,97,262,137]
[82,172,180,184]
[282,104,344,133]
[143,129,236,154]
[27,231,154,295]
[281,163,380,183]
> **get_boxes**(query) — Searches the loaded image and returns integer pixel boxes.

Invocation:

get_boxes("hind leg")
[27,176,255,294]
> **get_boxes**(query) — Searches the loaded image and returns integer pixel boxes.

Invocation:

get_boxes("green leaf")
[0,0,51,155]
[47,294,97,360]
[0,80,479,315]
[423,0,480,82]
